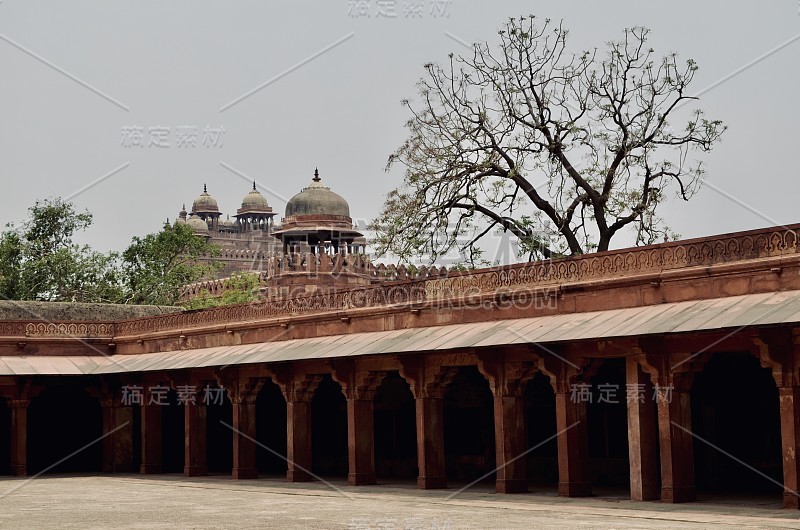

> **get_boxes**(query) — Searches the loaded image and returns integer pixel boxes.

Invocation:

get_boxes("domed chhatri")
[238,182,272,213]
[221,215,236,231]
[235,181,276,234]
[176,204,188,225]
[284,168,351,220]
[170,170,364,277]
[273,168,365,255]
[192,184,220,215]
[186,213,210,237]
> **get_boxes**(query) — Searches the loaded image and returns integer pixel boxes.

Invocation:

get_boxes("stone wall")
[0,301,182,322]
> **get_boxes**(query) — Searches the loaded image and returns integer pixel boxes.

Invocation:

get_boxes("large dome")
[240,182,271,212]
[192,184,220,214]
[285,169,350,219]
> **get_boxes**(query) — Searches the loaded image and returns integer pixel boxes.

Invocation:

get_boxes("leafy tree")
[0,231,23,300]
[182,272,262,310]
[375,16,726,264]
[0,198,123,302]
[122,223,221,306]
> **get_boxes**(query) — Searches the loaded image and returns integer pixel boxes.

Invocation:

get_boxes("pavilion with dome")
[172,169,365,278]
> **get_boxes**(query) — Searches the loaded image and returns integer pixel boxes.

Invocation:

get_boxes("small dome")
[241,182,270,212]
[285,169,350,219]
[186,214,209,236]
[222,215,235,229]
[192,184,219,214]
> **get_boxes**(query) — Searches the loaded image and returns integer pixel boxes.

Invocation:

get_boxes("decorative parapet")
[0,321,116,339]
[181,253,452,301]
[116,223,799,338]
[425,224,799,298]
[182,271,271,301]
[120,280,427,336]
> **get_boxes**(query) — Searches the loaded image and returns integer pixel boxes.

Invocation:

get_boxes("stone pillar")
[555,390,591,497]
[347,397,376,485]
[140,404,162,474]
[232,395,258,479]
[286,399,313,482]
[101,399,134,473]
[415,396,447,489]
[399,359,449,490]
[656,385,695,503]
[626,357,659,501]
[778,385,800,509]
[493,392,528,493]
[9,399,28,477]
[184,400,208,476]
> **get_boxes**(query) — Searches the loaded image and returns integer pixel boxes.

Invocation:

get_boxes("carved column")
[755,330,800,509]
[637,342,697,504]
[283,373,321,482]
[140,403,162,474]
[626,356,659,501]
[100,395,134,473]
[493,391,527,493]
[478,355,537,494]
[655,378,694,503]
[333,363,384,486]
[231,393,258,479]
[541,354,591,497]
[184,393,208,477]
[554,389,591,497]
[415,394,447,489]
[779,384,800,509]
[400,357,451,490]
[9,399,28,477]
[218,370,264,480]
[346,397,376,485]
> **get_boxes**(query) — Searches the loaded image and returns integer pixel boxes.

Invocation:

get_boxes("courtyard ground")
[0,475,798,529]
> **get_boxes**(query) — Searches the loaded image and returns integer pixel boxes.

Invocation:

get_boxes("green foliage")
[122,223,222,306]
[0,198,124,302]
[0,198,223,307]
[181,272,262,310]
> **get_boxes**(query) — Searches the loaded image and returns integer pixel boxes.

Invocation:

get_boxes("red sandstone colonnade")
[1,330,798,509]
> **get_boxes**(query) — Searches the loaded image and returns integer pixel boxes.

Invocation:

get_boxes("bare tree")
[374,16,726,265]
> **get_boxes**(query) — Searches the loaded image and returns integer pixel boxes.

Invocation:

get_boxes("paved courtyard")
[0,475,798,529]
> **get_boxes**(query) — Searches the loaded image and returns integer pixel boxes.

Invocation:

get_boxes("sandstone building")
[0,175,799,511]
[174,169,366,282]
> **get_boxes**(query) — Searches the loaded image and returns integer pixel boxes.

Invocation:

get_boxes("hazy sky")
[1,1,799,259]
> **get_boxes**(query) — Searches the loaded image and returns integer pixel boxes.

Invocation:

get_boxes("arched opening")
[691,352,782,502]
[28,385,102,474]
[443,366,495,485]
[587,359,629,495]
[256,379,287,477]
[525,371,558,490]
[311,375,347,477]
[161,389,185,474]
[0,398,10,475]
[206,389,233,475]
[373,371,416,482]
